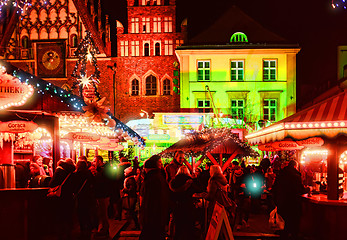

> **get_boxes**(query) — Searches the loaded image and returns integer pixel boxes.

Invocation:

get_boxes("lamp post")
[140,109,149,119]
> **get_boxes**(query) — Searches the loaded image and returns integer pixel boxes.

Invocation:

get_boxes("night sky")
[101,0,347,107]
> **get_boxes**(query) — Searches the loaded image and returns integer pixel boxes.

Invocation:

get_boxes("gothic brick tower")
[115,0,187,122]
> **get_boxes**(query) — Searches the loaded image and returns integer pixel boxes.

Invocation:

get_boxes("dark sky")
[101,0,347,106]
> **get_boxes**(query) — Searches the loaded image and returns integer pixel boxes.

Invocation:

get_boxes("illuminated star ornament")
[332,0,347,9]
[78,74,92,88]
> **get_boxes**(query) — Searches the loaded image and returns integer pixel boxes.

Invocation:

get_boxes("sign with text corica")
[66,132,101,142]
[0,121,38,133]
[0,70,34,110]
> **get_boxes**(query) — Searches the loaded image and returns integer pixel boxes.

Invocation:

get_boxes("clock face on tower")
[36,41,66,78]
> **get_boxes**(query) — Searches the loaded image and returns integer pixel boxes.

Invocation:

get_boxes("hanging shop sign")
[258,144,278,152]
[297,137,324,147]
[0,71,34,110]
[148,134,171,141]
[163,115,204,125]
[0,121,38,133]
[66,132,101,142]
[271,141,304,151]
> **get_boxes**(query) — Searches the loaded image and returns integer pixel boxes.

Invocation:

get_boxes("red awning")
[246,89,347,144]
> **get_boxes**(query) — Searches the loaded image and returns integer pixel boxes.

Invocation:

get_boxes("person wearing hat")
[139,155,170,240]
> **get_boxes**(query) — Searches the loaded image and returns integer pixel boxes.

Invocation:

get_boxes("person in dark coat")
[165,151,185,183]
[272,160,307,239]
[49,160,75,240]
[73,160,96,240]
[140,155,170,240]
[169,166,202,240]
[91,155,112,237]
[122,175,140,230]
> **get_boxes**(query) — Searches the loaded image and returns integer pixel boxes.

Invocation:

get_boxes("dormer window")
[230,32,248,43]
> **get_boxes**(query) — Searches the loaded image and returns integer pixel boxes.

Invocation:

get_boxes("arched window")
[164,0,169,5]
[70,34,78,47]
[131,79,139,96]
[144,43,150,56]
[21,36,29,49]
[155,42,160,56]
[146,75,157,95]
[163,79,171,95]
[134,0,139,6]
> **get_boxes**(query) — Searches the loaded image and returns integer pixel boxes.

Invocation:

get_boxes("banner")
[0,121,38,133]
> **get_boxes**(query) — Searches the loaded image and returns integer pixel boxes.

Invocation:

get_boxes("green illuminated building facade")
[175,6,301,129]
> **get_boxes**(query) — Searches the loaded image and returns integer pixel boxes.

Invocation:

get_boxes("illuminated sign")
[0,70,34,110]
[258,144,277,152]
[148,134,170,141]
[163,115,203,125]
[66,132,101,142]
[271,141,304,150]
[0,121,38,133]
[297,137,324,147]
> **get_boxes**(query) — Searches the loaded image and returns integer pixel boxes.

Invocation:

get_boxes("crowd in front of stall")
[15,151,308,240]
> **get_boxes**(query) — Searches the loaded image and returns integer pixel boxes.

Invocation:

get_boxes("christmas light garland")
[332,0,347,9]
[0,60,146,147]
[0,0,47,15]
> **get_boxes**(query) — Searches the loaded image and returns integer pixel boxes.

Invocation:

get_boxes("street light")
[140,109,149,119]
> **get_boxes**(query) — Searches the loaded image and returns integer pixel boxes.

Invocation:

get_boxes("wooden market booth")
[0,61,144,239]
[161,127,258,172]
[246,88,347,239]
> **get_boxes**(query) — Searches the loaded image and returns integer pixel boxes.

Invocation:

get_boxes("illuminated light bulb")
[327,123,332,127]
[285,124,290,128]
[308,123,313,127]
[341,122,346,127]
[314,123,319,127]
[334,122,338,127]
[291,124,295,128]
[321,123,326,127]
[296,124,301,128]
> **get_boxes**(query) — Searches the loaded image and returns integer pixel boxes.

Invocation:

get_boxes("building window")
[263,99,277,121]
[164,0,169,5]
[164,40,173,55]
[197,60,210,81]
[21,36,29,49]
[131,79,139,96]
[155,42,160,56]
[70,34,78,48]
[131,41,140,56]
[144,43,150,56]
[131,18,140,33]
[197,99,211,112]
[175,39,184,47]
[153,17,161,33]
[231,60,244,81]
[263,60,277,81]
[120,41,129,56]
[142,17,150,33]
[146,75,157,95]
[164,17,172,32]
[231,99,244,119]
[163,79,170,95]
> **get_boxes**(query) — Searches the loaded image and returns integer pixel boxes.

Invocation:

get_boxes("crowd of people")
[14,152,307,240]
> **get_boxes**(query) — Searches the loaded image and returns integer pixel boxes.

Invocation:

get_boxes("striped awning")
[246,90,347,145]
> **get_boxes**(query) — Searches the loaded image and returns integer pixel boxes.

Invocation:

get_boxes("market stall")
[161,127,258,171]
[246,88,347,239]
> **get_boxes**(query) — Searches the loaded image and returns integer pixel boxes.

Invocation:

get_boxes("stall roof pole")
[206,152,219,165]
[327,143,338,200]
[222,151,239,172]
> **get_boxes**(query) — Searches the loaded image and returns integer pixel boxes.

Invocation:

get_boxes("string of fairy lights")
[332,0,347,9]
[0,0,47,15]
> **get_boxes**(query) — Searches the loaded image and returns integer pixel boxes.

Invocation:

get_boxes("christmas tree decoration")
[71,31,101,98]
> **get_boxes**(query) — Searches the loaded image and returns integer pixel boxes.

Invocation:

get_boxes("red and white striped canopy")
[246,90,347,145]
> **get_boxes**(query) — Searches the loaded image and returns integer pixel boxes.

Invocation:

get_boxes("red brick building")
[115,0,187,122]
